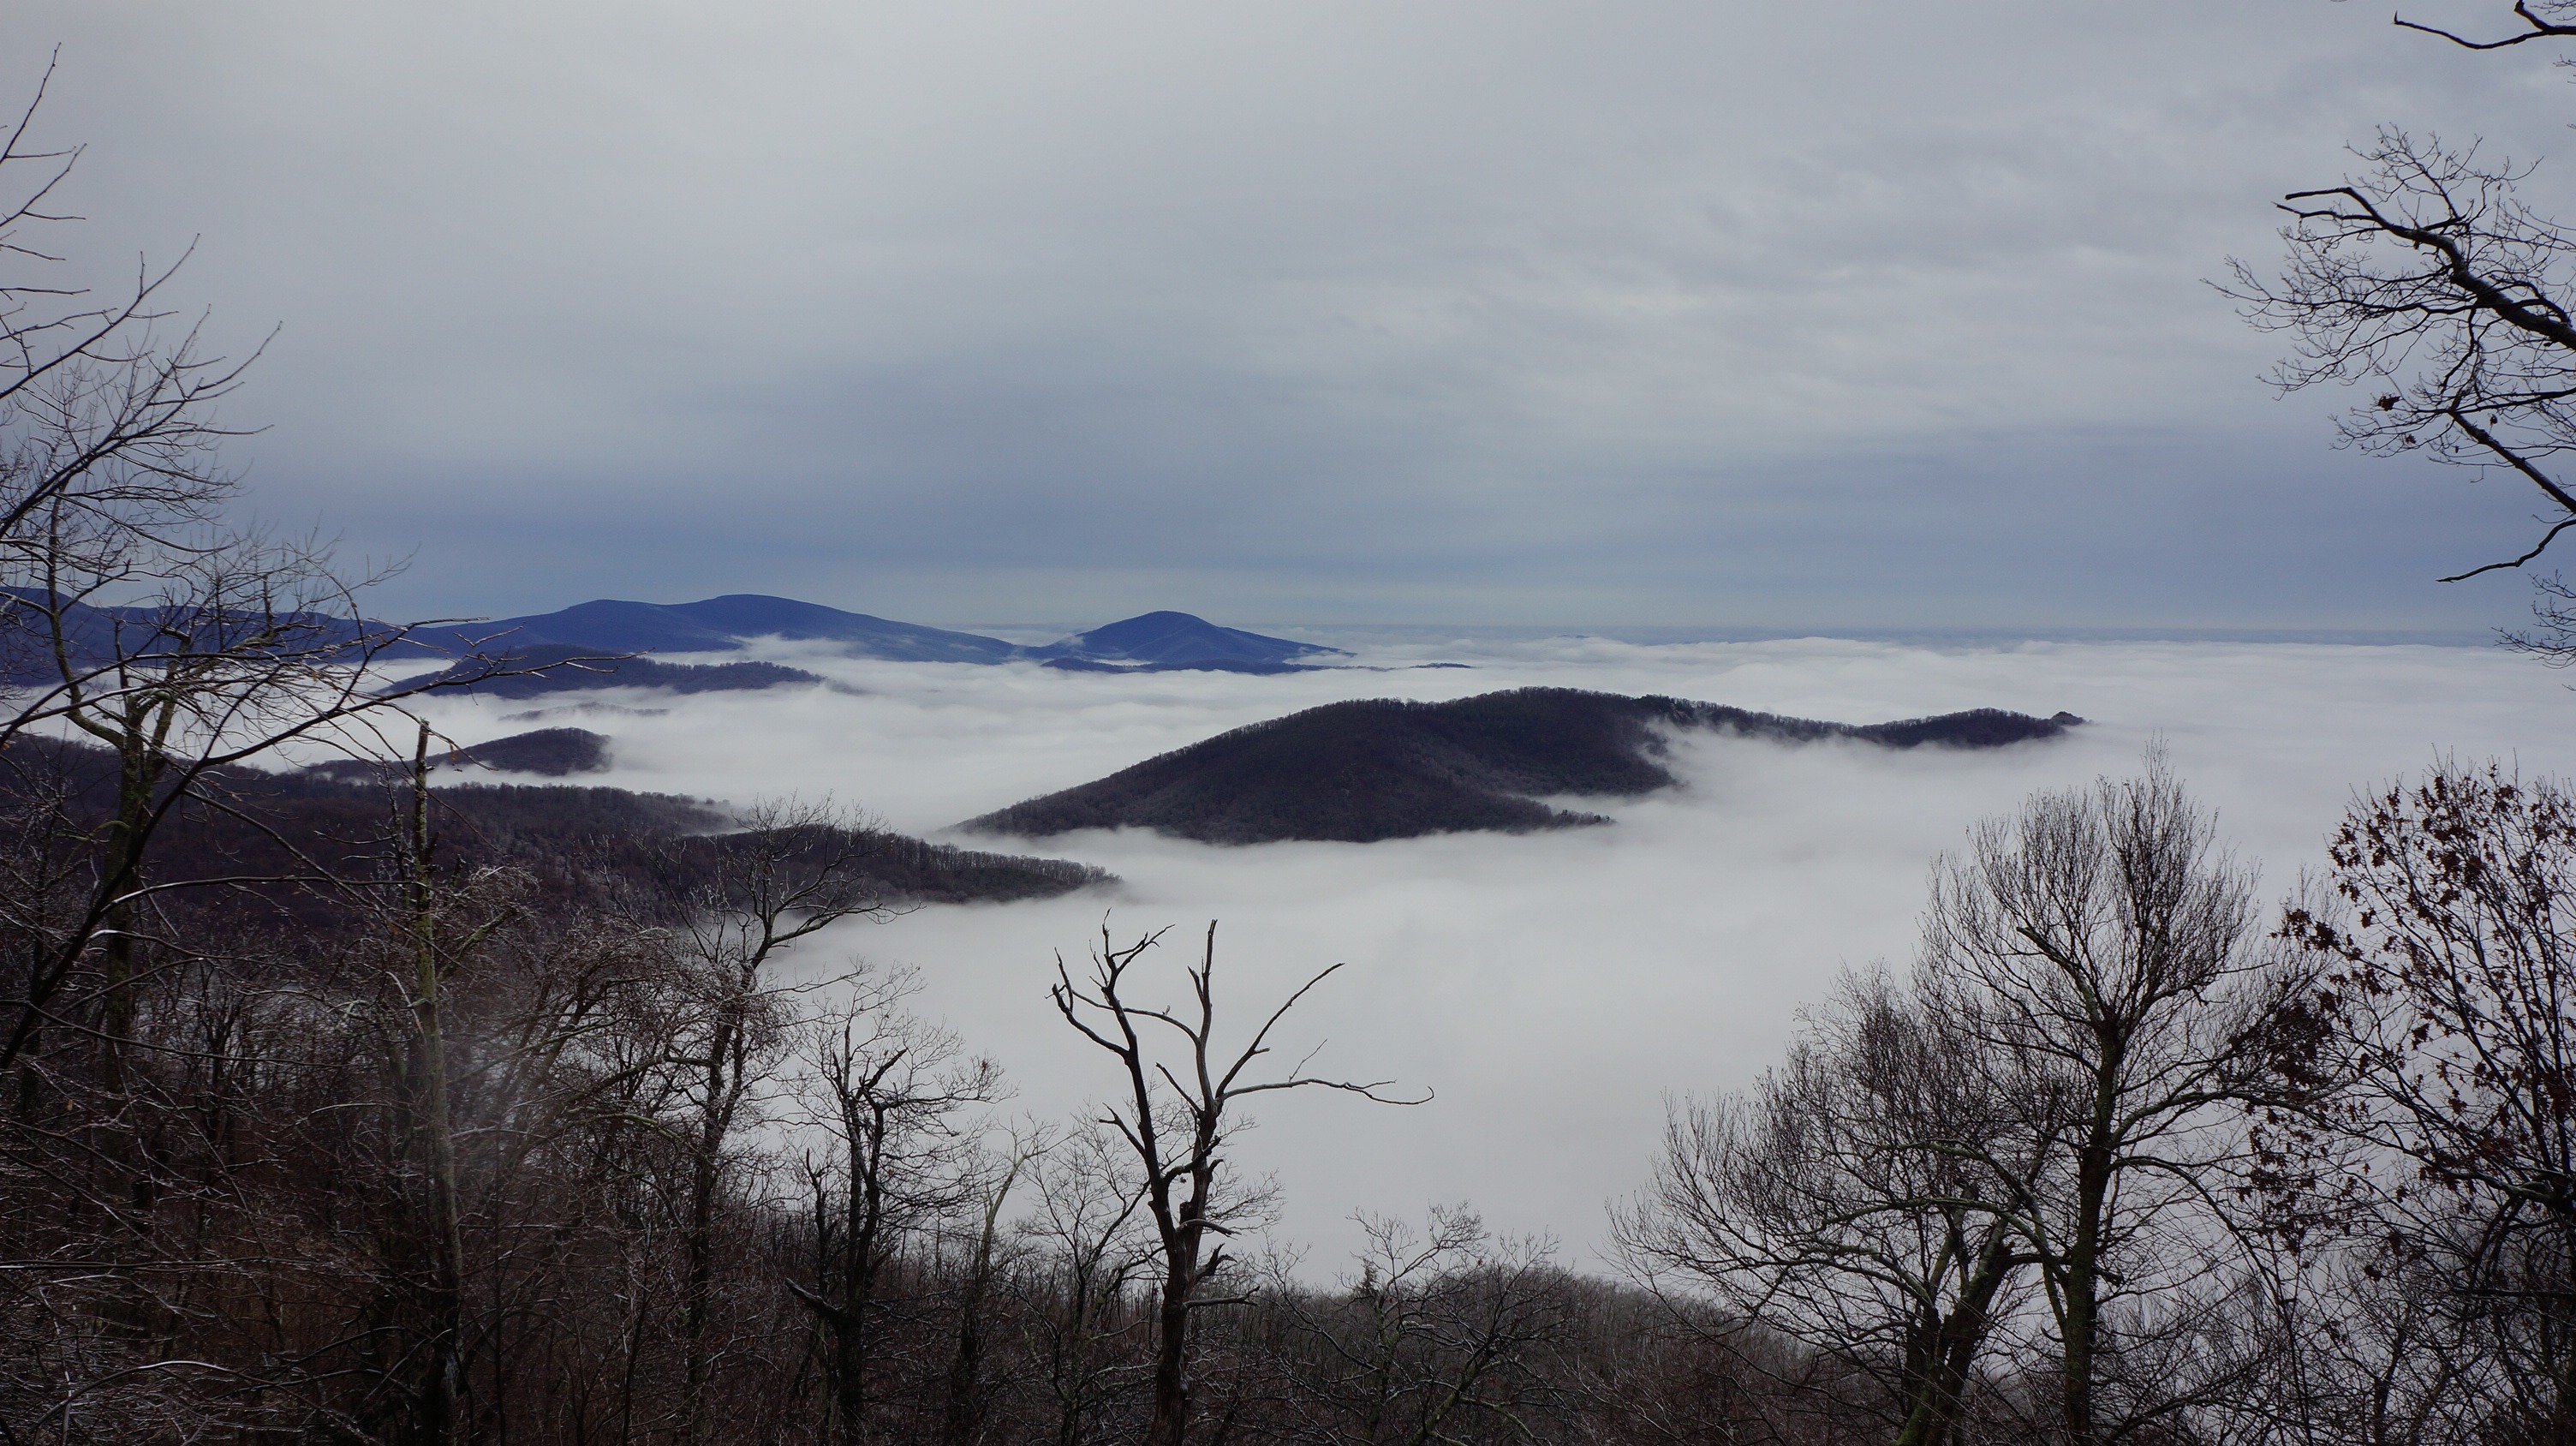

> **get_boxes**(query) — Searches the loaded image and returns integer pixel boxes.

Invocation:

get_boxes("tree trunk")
[939,1158,1021,1446]
[1147,1276,1192,1446]
[1146,1198,1208,1446]
[399,725,465,1446]
[681,1098,724,1445]
[1892,1228,2013,1446]
[91,714,164,1339]
[2059,1066,2120,1446]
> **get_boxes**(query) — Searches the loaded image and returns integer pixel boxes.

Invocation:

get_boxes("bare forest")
[18,11,2576,1443]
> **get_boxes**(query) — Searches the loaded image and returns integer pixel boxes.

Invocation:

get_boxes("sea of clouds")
[404,634,2576,1270]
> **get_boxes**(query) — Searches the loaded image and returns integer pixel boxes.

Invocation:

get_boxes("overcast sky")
[5,1,2569,631]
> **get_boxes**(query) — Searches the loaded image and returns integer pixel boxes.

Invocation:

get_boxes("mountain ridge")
[419,595,1023,663]
[4,737,1114,909]
[392,642,829,698]
[961,687,2084,845]
[1028,611,1345,672]
[303,726,615,780]
[3,590,1353,686]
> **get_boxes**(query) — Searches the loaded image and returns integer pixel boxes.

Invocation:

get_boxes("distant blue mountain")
[1040,656,1321,675]
[429,595,1022,663]
[1029,611,1346,672]
[2,588,444,684]
[399,597,1343,674]
[3,583,1355,691]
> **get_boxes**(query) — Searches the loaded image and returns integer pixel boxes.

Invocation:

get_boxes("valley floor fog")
[414,634,2576,1269]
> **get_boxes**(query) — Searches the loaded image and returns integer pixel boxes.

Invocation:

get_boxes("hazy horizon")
[397,593,2514,650]
[5,1,2571,634]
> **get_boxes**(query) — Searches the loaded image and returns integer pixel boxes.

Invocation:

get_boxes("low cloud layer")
[401,636,2576,1266]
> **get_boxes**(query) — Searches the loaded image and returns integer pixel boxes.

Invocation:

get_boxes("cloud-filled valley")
[384,631,2576,1264]
[23,0,2576,1429]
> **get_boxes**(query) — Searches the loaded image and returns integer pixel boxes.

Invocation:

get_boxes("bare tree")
[379,721,500,1446]
[2239,1236,2496,1446]
[784,971,1005,1446]
[0,60,530,1088]
[2229,127,2576,581]
[0,52,259,565]
[638,800,894,1443]
[1050,921,1422,1446]
[1916,757,2293,1446]
[1262,1205,1577,1446]
[1012,1122,1157,1446]
[2226,3,2576,653]
[1616,969,2036,1446]
[936,1125,1044,1446]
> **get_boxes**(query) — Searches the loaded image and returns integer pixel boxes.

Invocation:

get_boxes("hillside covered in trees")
[10,738,1112,910]
[302,725,617,778]
[964,686,2083,843]
[397,642,831,697]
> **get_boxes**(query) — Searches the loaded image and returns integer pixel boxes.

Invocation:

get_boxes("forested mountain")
[1028,610,1347,672]
[9,738,1112,908]
[444,725,612,775]
[397,642,829,696]
[411,595,1342,672]
[963,686,2082,843]
[302,725,615,779]
[424,594,1025,662]
[0,587,445,685]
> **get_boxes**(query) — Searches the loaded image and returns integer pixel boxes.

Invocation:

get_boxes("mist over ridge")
[373,630,2576,1262]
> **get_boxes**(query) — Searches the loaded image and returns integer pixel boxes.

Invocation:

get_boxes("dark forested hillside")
[397,642,827,696]
[447,725,614,774]
[963,687,2082,843]
[302,725,615,779]
[5,739,1111,909]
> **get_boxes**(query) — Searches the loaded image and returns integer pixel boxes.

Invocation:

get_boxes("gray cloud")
[0,1,2561,626]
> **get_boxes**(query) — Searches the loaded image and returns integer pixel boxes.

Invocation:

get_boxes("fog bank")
[407,636,2576,1265]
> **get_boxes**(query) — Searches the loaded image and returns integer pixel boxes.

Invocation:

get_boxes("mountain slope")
[429,595,1021,662]
[304,726,614,780]
[5,738,1113,909]
[961,687,2083,844]
[401,597,1345,672]
[9,590,1350,681]
[1031,611,1345,671]
[1,589,444,684]
[394,643,826,697]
